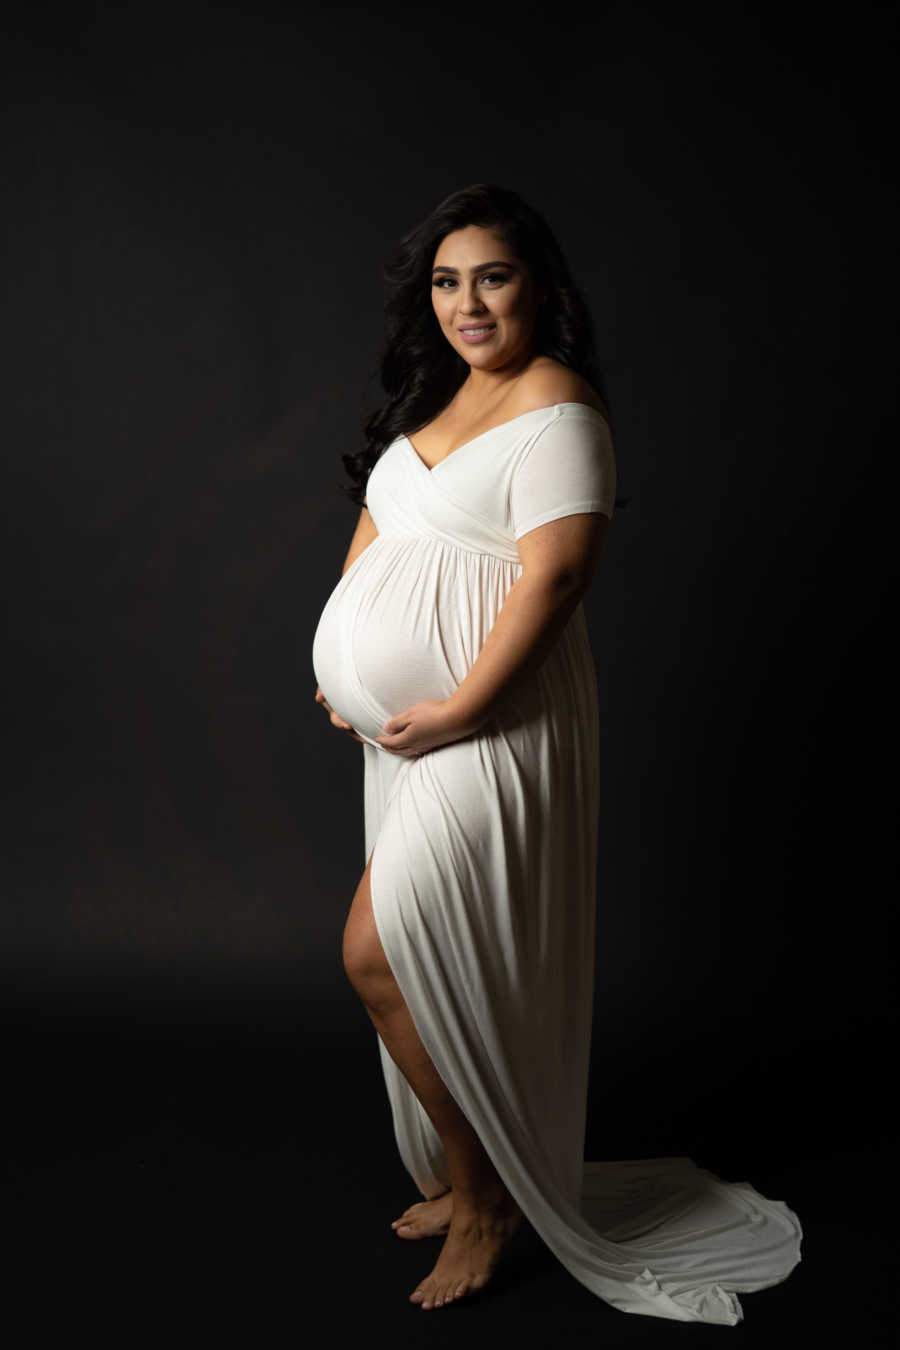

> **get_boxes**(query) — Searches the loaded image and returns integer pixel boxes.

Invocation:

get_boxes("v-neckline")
[402,401,608,474]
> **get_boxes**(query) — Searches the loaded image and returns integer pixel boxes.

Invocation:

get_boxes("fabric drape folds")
[312,403,802,1324]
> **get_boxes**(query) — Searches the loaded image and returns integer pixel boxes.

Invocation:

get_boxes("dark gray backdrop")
[2,1,895,1337]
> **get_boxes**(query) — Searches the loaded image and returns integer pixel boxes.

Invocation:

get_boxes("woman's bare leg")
[342,853,522,1310]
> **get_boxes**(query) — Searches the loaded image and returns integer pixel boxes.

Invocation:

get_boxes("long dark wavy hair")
[341,182,629,511]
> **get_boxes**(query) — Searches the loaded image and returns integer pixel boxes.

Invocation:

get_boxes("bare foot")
[392,1189,453,1240]
[409,1188,522,1310]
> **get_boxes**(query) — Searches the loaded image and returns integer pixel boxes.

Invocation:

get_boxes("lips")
[458,323,497,346]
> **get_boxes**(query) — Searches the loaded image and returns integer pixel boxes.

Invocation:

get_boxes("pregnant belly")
[311,539,464,749]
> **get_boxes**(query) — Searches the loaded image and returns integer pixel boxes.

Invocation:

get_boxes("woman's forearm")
[445,573,588,735]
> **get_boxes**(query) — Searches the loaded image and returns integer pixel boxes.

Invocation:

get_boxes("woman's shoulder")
[514,358,609,421]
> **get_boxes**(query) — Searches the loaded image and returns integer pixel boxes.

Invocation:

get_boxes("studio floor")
[3,994,893,1348]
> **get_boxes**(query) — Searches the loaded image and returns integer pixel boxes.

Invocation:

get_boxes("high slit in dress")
[311,401,802,1324]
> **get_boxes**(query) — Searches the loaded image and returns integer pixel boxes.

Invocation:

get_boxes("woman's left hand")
[375,699,473,757]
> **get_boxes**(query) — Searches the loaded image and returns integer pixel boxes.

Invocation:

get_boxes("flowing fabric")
[311,402,802,1324]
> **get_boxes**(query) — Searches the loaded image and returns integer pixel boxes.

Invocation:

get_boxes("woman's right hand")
[315,684,366,745]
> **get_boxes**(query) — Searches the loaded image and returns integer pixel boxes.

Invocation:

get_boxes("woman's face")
[430,225,544,373]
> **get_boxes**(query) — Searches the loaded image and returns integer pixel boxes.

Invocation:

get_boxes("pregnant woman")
[311,183,801,1322]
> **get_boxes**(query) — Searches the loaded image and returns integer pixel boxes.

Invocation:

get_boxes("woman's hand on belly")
[315,684,366,745]
[374,698,475,758]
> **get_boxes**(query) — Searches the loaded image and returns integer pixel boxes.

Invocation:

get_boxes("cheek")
[433,294,453,324]
[495,288,525,319]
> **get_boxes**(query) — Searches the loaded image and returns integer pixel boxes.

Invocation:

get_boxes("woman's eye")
[433,272,509,289]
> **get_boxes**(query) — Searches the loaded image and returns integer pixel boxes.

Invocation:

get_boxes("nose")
[457,282,488,315]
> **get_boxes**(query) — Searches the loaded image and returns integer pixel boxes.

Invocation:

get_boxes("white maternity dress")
[311,401,802,1325]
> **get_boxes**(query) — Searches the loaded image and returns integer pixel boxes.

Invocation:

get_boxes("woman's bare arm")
[342,503,379,574]
[440,511,609,734]
[374,511,610,757]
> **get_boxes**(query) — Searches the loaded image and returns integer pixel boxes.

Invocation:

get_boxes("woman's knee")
[342,870,398,1010]
[342,909,376,991]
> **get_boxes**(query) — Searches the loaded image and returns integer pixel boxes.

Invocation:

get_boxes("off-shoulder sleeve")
[510,407,616,541]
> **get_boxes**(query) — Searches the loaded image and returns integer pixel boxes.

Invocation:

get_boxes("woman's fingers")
[316,684,363,740]
[315,684,345,724]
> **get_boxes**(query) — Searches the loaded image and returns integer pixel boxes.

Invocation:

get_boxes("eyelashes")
[432,272,510,289]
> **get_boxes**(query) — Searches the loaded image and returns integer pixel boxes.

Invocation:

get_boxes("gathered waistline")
[374,531,522,565]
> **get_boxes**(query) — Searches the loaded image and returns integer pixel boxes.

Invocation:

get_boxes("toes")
[392,1207,420,1234]
[411,1278,440,1310]
[392,1213,425,1238]
[392,1194,453,1240]
[411,1274,475,1312]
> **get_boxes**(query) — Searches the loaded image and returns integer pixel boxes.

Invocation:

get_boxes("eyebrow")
[431,261,517,275]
